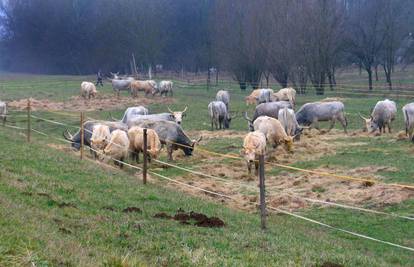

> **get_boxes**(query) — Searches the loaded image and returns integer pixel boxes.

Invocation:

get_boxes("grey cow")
[132,120,202,161]
[403,103,414,141]
[296,101,347,133]
[110,78,133,97]
[120,106,149,124]
[0,101,7,126]
[244,101,292,131]
[278,107,303,140]
[359,99,396,134]
[216,90,230,110]
[208,101,233,130]
[256,89,272,104]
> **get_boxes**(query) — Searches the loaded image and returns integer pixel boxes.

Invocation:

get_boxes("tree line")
[1,0,414,94]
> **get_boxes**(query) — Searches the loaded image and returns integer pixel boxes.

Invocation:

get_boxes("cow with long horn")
[359,99,396,134]
[167,106,187,125]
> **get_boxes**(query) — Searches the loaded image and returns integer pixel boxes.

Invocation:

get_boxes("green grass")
[1,71,414,266]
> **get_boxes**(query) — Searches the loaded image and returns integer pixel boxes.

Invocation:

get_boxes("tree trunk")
[374,65,379,81]
[367,69,373,91]
[239,82,247,90]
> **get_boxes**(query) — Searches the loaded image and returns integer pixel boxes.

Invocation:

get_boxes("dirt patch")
[8,94,175,112]
[122,207,142,213]
[153,210,225,228]
[57,202,77,209]
[58,227,72,234]
[153,212,172,219]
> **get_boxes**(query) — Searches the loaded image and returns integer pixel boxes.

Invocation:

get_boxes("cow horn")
[243,112,252,122]
[62,129,73,141]
[182,106,188,113]
[300,126,311,129]
[167,106,174,113]
[358,113,368,120]
[192,136,202,145]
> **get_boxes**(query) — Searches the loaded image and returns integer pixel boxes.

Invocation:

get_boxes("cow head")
[181,136,202,156]
[359,113,377,132]
[242,146,257,163]
[110,72,120,79]
[283,136,294,153]
[63,129,79,149]
[224,112,237,129]
[243,112,254,131]
[90,136,109,160]
[168,106,187,125]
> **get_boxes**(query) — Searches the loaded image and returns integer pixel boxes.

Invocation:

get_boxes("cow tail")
[404,108,409,136]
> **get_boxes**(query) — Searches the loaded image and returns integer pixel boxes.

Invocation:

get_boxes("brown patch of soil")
[153,212,172,219]
[122,207,142,213]
[8,94,175,112]
[153,210,225,228]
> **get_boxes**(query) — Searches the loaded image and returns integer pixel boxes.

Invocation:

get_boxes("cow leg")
[167,145,174,161]
[119,158,124,169]
[211,119,214,130]
[388,123,392,133]
[327,119,336,132]
[136,152,140,163]
[2,117,5,126]
[312,120,321,132]
[339,116,348,133]
[247,162,252,174]
[254,161,259,175]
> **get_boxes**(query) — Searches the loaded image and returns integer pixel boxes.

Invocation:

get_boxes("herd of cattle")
[2,84,414,174]
[80,73,174,99]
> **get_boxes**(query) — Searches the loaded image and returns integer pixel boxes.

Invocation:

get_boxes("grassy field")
[1,71,414,266]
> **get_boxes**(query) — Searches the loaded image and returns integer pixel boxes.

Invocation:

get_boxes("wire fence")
[1,108,414,254]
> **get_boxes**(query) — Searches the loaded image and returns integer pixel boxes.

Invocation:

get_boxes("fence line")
[3,115,414,253]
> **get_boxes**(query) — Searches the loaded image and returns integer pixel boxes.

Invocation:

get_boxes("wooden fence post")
[80,112,84,160]
[27,99,31,143]
[259,154,266,230]
[143,128,148,184]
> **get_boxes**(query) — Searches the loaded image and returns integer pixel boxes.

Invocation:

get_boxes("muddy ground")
[8,93,174,111]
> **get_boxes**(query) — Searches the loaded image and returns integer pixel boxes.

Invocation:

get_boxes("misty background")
[1,0,414,93]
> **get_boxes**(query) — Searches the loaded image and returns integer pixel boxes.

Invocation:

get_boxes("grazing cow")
[90,124,111,160]
[120,106,149,124]
[128,126,162,163]
[243,101,292,131]
[104,130,130,168]
[156,81,173,97]
[129,80,157,97]
[359,99,397,134]
[296,101,347,133]
[256,88,273,104]
[215,90,230,110]
[63,121,127,150]
[253,116,294,152]
[403,103,414,141]
[272,87,296,107]
[242,131,267,174]
[132,120,201,161]
[0,101,7,126]
[208,101,233,130]
[80,81,97,99]
[245,89,262,105]
[111,79,132,97]
[278,107,303,141]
